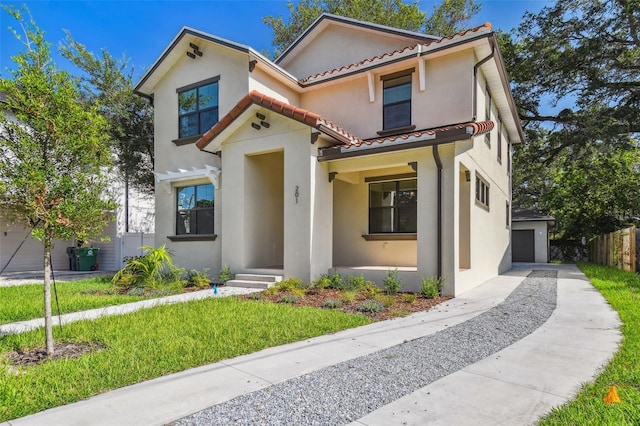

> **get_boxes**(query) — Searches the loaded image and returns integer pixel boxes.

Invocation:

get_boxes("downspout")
[432,145,443,279]
[472,44,495,120]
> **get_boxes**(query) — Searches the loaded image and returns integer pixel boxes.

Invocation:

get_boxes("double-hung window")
[484,84,492,145]
[177,77,219,138]
[176,184,214,235]
[382,74,412,130]
[369,179,417,233]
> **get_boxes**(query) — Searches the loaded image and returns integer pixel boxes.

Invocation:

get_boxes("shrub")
[383,268,402,295]
[278,294,299,304]
[218,265,232,284]
[402,293,417,304]
[359,280,381,298]
[376,294,395,308]
[322,298,342,309]
[342,274,366,291]
[341,291,356,303]
[421,276,443,299]
[310,275,332,291]
[247,292,264,301]
[184,269,210,288]
[112,245,174,290]
[329,271,344,289]
[356,299,384,313]
[276,278,304,293]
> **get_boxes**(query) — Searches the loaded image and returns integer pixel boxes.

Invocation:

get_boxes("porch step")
[226,274,283,289]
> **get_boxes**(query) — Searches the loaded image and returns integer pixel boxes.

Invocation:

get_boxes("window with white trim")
[484,84,492,145]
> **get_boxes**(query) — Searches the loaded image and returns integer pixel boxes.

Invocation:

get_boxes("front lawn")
[0,296,370,421]
[539,263,640,425]
[0,277,185,325]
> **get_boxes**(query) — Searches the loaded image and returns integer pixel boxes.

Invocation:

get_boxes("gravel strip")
[172,270,557,426]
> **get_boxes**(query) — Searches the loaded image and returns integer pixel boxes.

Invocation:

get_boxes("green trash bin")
[75,247,100,271]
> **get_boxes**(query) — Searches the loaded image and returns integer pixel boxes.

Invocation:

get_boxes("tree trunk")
[43,229,54,355]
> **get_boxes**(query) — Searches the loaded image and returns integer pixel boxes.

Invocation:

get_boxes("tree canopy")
[0,6,115,354]
[505,0,640,240]
[263,0,481,58]
[61,35,154,195]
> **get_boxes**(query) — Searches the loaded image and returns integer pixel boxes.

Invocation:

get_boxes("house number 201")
[295,185,299,204]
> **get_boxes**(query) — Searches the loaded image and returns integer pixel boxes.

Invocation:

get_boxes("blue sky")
[0,0,553,82]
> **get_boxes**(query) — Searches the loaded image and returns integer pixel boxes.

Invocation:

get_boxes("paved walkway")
[1,264,621,426]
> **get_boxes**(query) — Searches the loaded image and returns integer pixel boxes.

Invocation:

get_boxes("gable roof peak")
[276,12,440,66]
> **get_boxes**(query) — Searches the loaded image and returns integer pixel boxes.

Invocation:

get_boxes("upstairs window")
[383,74,412,130]
[475,174,490,210]
[369,179,417,233]
[176,184,214,235]
[497,116,503,163]
[177,77,219,138]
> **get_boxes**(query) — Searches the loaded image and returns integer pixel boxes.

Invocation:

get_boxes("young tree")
[263,0,480,58]
[0,7,115,355]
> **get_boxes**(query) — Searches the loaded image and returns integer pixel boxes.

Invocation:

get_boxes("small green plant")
[343,274,366,291]
[341,290,357,303]
[218,265,232,284]
[356,299,384,313]
[402,293,417,304]
[265,286,279,296]
[278,294,299,304]
[329,270,344,289]
[276,278,304,293]
[383,268,402,295]
[322,298,342,309]
[421,276,443,299]
[112,245,174,291]
[310,275,332,291]
[376,294,395,308]
[359,280,381,298]
[184,269,210,288]
[247,292,264,301]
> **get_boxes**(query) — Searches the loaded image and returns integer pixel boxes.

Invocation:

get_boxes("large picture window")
[176,184,214,235]
[178,77,219,138]
[383,74,412,130]
[369,179,417,233]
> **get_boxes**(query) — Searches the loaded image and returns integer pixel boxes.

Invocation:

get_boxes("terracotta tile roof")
[339,120,494,150]
[300,23,493,84]
[196,91,361,150]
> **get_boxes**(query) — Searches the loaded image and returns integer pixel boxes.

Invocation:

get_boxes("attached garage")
[511,206,555,263]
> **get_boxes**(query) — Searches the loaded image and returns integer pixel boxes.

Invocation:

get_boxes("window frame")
[176,76,220,139]
[484,84,492,146]
[497,116,503,164]
[368,177,418,234]
[175,183,215,235]
[381,70,413,131]
[475,174,490,211]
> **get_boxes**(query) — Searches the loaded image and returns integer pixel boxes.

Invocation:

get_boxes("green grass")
[539,263,640,425]
[0,296,370,421]
[0,277,178,325]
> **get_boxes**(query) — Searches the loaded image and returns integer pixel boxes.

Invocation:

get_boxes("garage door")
[512,230,535,262]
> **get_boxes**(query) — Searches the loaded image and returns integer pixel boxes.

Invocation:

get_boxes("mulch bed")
[241,288,451,322]
[6,341,106,368]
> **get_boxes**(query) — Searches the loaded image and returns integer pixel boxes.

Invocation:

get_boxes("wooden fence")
[590,226,638,272]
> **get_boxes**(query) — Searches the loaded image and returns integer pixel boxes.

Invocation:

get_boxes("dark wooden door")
[513,230,535,262]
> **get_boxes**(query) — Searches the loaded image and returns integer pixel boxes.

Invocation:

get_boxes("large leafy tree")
[0,7,115,355]
[263,0,480,58]
[61,35,154,196]
[505,0,640,240]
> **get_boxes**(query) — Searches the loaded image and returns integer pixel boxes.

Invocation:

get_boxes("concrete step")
[225,279,275,289]
[234,274,283,283]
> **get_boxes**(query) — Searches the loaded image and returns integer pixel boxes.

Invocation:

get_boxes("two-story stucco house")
[134,14,523,296]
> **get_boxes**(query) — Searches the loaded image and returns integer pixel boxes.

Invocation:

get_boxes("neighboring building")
[135,14,524,296]
[511,206,555,263]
